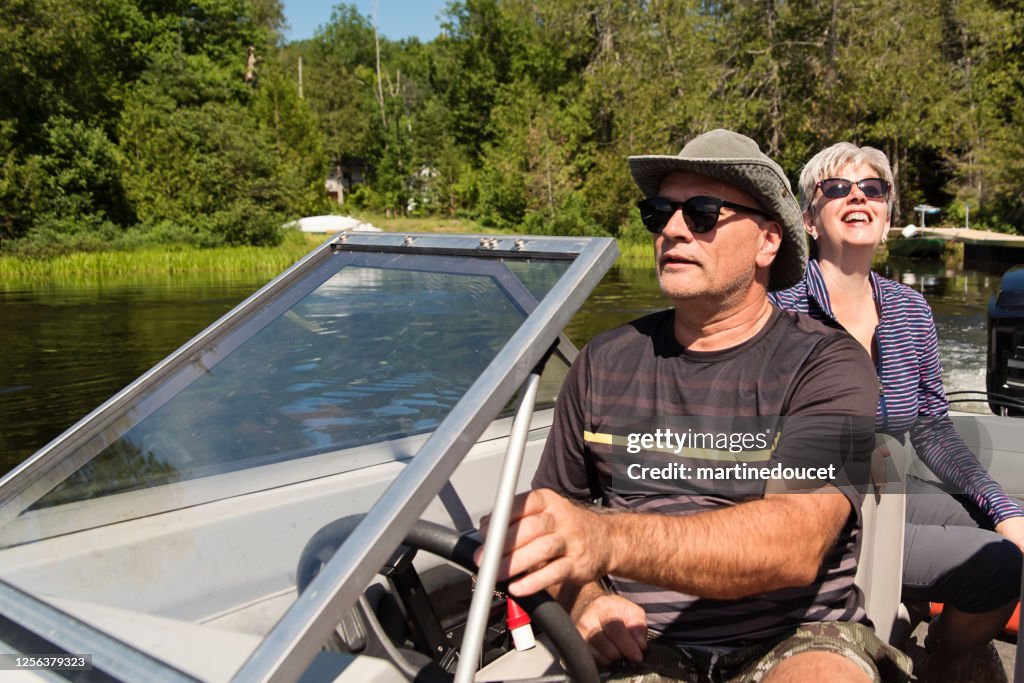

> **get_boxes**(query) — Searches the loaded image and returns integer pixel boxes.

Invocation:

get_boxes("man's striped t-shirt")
[532,306,879,646]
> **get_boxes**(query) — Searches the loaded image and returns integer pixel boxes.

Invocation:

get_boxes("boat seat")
[854,434,912,646]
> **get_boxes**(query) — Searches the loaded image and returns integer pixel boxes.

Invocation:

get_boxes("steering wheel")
[297,516,600,683]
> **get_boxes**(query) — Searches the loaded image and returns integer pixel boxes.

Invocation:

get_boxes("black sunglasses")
[637,196,771,234]
[815,177,890,200]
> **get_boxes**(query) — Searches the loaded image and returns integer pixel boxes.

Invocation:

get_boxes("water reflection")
[1,255,1016,476]
[0,279,266,476]
[879,258,1005,415]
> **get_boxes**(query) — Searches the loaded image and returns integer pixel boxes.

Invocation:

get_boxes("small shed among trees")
[325,159,367,204]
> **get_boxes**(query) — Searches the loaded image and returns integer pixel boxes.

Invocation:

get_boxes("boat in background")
[988,266,1024,416]
[283,215,383,234]
[886,236,946,258]
[887,225,946,258]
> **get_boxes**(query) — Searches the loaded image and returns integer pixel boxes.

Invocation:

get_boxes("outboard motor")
[987,266,1024,414]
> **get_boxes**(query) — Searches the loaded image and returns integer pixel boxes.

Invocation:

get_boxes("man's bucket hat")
[628,129,806,291]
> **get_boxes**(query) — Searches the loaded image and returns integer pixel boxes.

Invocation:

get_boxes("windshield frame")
[0,233,618,682]
[234,233,616,683]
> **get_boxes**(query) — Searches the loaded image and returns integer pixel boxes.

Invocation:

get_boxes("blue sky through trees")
[282,0,448,42]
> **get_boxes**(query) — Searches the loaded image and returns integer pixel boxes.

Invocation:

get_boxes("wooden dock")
[893,226,1024,246]
[890,227,1024,264]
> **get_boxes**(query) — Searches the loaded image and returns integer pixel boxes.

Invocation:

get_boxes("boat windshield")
[0,238,588,533]
[0,233,617,683]
[33,256,564,508]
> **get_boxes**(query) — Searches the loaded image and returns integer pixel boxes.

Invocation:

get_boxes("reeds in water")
[0,233,323,288]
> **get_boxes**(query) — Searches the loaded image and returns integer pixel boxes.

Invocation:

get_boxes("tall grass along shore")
[1,216,668,289]
[0,231,323,289]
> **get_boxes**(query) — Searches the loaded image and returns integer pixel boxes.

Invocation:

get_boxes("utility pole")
[374,0,387,128]
[297,56,303,99]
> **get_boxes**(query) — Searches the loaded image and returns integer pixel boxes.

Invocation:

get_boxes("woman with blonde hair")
[771,142,1023,680]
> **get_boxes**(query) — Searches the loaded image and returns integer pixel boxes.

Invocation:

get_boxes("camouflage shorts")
[605,621,913,683]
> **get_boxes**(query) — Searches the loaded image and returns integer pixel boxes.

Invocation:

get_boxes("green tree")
[298,5,379,165]
[939,0,1024,230]
[1,0,307,249]
[120,46,320,245]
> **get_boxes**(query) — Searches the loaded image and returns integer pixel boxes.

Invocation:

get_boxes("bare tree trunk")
[829,0,839,67]
[891,140,901,224]
[373,0,387,128]
[765,0,781,156]
[826,0,839,127]
[546,153,555,217]
[961,24,982,212]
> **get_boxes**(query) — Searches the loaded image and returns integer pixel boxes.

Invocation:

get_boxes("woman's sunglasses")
[815,177,891,200]
[637,196,771,234]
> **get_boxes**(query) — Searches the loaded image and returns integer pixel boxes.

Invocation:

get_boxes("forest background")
[2,0,1024,258]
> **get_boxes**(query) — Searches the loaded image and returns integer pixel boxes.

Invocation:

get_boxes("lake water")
[0,256,1013,477]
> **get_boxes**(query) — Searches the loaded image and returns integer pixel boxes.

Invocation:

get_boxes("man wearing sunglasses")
[483,129,911,682]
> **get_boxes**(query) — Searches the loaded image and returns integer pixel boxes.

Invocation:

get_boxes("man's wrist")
[587,504,624,577]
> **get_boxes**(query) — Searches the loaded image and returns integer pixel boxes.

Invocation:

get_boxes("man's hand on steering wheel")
[477,488,613,597]
[476,489,650,667]
[299,514,601,683]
